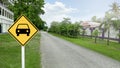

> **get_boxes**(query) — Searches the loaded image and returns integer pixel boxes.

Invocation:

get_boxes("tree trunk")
[82,29,85,36]
[102,29,105,40]
[119,29,120,43]
[95,36,97,43]
[90,28,93,39]
[107,28,110,45]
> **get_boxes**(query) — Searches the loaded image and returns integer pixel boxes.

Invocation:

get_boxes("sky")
[41,0,120,26]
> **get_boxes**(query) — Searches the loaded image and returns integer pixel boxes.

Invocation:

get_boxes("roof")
[81,21,100,28]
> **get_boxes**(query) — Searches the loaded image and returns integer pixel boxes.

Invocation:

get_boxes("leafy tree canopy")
[7,0,45,30]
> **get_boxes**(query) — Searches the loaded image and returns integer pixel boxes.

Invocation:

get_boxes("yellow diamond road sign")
[8,15,38,45]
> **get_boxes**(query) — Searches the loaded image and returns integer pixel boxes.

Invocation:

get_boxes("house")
[80,21,100,35]
[0,3,14,33]
[80,21,118,39]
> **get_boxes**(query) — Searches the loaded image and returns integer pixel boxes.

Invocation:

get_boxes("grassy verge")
[0,33,41,68]
[50,33,120,62]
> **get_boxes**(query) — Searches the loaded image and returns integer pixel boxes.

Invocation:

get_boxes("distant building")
[80,21,100,35]
[81,21,118,39]
[0,3,14,33]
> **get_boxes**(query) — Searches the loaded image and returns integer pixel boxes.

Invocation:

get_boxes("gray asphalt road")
[40,31,120,68]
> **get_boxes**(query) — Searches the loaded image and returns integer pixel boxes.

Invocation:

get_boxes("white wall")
[85,27,119,39]
[0,4,14,33]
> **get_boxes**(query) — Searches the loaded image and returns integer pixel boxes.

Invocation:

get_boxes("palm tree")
[110,2,120,17]
[100,12,112,45]
[112,20,120,43]
[110,2,120,43]
[99,21,108,40]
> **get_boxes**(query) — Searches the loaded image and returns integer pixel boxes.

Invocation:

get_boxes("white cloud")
[41,1,78,27]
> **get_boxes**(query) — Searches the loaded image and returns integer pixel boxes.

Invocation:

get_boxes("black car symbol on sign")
[16,24,30,36]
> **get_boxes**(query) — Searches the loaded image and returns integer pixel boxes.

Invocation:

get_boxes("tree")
[93,29,99,43]
[43,25,48,31]
[105,12,113,45]
[110,2,120,17]
[68,22,81,37]
[48,21,59,33]
[8,0,45,30]
[81,27,86,37]
[110,2,120,43]
[73,22,81,37]
[60,18,71,36]
[112,20,120,43]
[91,16,99,39]
[91,16,97,22]
[100,11,112,45]
[49,18,81,38]
[89,27,95,39]
[99,21,108,40]
[102,1,120,45]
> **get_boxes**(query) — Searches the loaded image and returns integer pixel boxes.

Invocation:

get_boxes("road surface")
[40,32,120,68]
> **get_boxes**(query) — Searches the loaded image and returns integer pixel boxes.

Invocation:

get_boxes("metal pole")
[21,46,25,68]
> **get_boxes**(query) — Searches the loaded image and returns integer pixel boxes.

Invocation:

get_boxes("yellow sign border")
[8,14,39,46]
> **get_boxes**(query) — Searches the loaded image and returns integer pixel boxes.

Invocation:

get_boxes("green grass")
[51,33,120,62]
[0,33,41,68]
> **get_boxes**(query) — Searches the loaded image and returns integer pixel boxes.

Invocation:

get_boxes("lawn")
[51,33,120,62]
[0,33,41,68]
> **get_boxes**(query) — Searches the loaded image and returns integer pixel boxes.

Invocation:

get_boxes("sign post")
[8,15,38,68]
[22,46,25,68]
